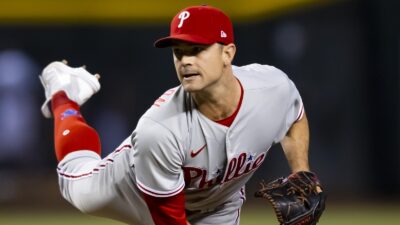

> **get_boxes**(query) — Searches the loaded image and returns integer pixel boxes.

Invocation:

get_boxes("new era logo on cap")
[154,5,234,48]
[221,30,227,38]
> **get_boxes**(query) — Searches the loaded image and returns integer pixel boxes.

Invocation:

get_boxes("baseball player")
[40,5,322,225]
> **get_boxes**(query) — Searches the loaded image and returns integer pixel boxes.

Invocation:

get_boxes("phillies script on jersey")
[183,152,266,189]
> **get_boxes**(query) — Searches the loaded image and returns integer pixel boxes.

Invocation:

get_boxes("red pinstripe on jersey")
[296,104,305,122]
[57,145,131,180]
[136,180,185,197]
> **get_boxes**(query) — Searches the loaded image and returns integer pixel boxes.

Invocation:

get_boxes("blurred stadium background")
[0,0,399,224]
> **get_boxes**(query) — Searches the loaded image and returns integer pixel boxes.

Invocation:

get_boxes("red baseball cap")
[154,5,234,48]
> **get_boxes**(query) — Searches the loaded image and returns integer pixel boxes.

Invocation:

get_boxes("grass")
[0,203,399,225]
[241,203,400,225]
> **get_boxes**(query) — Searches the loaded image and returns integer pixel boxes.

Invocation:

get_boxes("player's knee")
[69,188,112,214]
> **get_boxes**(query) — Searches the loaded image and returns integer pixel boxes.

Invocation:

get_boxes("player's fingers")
[94,73,101,80]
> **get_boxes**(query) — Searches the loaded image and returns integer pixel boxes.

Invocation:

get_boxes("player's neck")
[192,74,241,121]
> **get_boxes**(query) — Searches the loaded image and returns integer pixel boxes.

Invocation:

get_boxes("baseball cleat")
[39,61,101,118]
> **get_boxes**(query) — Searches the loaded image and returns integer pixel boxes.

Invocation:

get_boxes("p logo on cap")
[178,11,190,28]
[154,5,234,48]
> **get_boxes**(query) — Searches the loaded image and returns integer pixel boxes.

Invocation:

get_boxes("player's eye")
[173,48,183,58]
[173,45,206,59]
[191,46,205,55]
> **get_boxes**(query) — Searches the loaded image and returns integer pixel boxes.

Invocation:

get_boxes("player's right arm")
[132,117,188,225]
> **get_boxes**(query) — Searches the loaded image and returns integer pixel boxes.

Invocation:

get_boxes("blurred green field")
[0,203,399,225]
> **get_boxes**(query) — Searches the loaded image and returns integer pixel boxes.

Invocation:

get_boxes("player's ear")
[222,43,236,66]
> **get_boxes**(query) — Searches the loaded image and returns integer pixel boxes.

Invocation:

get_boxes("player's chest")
[182,112,274,189]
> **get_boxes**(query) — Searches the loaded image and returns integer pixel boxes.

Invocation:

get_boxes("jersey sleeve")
[131,117,185,197]
[273,69,304,142]
[285,77,304,122]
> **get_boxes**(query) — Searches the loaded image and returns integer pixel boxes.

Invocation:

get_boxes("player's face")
[172,43,226,93]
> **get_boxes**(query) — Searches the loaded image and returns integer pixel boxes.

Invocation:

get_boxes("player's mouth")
[182,73,200,79]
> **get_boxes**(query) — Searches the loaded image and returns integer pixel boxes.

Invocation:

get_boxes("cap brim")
[154,34,214,48]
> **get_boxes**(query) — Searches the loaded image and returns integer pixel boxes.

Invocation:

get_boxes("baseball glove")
[254,171,326,225]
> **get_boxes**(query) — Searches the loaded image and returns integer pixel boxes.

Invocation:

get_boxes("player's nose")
[180,54,195,66]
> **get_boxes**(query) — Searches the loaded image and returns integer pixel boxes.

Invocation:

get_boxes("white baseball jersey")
[57,63,303,225]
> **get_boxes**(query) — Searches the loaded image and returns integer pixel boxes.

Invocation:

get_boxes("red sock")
[51,91,101,161]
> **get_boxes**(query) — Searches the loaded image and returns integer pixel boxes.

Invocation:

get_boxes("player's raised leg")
[39,61,153,224]
[39,60,101,161]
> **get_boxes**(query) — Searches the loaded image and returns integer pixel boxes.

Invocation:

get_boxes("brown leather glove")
[255,171,326,225]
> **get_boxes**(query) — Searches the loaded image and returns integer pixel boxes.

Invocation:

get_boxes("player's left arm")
[280,112,310,173]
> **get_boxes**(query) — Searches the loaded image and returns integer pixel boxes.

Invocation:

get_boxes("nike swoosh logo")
[190,144,207,157]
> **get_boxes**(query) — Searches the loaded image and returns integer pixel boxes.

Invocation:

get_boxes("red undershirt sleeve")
[143,190,187,225]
